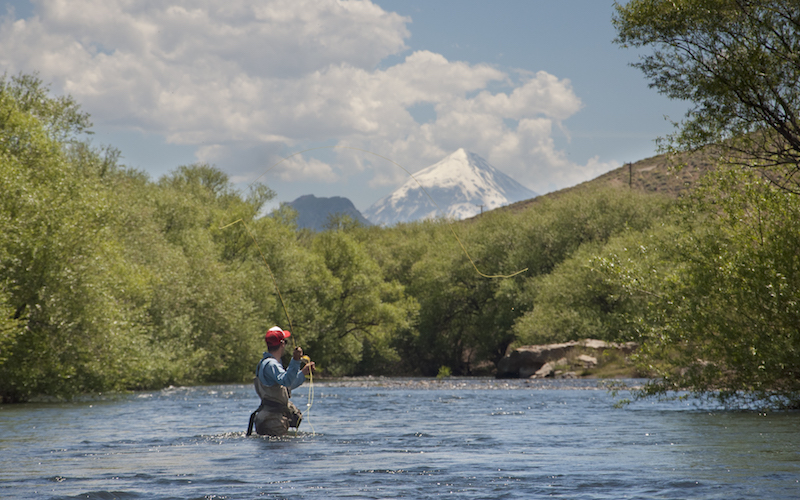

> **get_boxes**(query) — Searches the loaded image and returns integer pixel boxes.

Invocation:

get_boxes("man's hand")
[301,361,315,375]
[292,346,303,360]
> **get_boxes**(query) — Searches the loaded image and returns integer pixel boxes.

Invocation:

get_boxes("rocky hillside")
[497,149,717,214]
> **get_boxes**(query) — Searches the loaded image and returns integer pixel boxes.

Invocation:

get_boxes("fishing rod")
[219,217,296,345]
[228,146,527,339]
[232,147,527,437]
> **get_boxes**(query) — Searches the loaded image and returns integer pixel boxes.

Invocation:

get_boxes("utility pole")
[629,162,633,188]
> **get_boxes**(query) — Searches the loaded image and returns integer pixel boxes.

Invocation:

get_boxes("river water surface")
[1,378,798,499]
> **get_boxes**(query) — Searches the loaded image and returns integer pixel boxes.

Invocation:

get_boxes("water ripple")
[1,380,798,499]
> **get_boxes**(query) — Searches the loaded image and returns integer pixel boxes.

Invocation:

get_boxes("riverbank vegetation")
[3,3,800,409]
[611,0,800,408]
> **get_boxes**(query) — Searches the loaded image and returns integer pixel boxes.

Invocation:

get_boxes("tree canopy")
[613,0,800,407]
[613,0,800,192]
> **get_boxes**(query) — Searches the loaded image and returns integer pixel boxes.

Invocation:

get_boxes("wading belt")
[245,399,285,436]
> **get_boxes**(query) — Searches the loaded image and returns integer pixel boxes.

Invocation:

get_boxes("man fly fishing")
[247,326,315,436]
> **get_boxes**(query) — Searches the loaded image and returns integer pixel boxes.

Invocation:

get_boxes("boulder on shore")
[496,339,638,379]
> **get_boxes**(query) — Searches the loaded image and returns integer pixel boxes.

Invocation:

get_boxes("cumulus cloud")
[0,0,607,194]
[271,155,338,183]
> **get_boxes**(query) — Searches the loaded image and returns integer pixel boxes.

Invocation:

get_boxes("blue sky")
[1,0,689,211]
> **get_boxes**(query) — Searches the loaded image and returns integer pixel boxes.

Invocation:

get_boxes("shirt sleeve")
[288,359,306,390]
[258,355,305,388]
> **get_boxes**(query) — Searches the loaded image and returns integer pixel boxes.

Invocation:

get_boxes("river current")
[1,378,798,499]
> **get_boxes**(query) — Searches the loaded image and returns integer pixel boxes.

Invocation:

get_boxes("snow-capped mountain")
[364,149,537,226]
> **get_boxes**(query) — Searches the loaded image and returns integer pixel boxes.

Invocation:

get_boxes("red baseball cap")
[265,326,291,347]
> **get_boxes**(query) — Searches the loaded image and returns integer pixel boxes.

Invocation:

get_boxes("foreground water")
[1,378,798,499]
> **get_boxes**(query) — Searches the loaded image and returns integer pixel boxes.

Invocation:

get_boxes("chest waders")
[246,361,303,436]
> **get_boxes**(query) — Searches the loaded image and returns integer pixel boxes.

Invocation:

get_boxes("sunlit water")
[1,378,798,499]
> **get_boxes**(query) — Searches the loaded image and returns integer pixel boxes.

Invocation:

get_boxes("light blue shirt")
[256,352,305,390]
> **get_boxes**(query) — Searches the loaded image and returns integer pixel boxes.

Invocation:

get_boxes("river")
[1,378,798,499]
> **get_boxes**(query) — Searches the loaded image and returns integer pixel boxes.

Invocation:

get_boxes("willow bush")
[0,75,295,401]
[622,168,800,408]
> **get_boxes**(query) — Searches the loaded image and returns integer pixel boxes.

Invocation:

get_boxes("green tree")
[0,73,92,143]
[0,73,292,400]
[0,74,145,401]
[363,187,669,376]
[298,228,416,376]
[357,219,453,375]
[613,0,800,192]
[401,225,494,376]
[135,164,280,384]
[604,169,800,408]
[513,237,653,347]
[506,187,671,344]
[613,0,800,408]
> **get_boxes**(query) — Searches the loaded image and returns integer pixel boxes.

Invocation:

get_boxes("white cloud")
[343,67,585,190]
[0,0,604,195]
[272,155,338,183]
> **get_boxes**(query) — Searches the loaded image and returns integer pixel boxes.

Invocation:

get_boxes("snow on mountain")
[364,149,537,226]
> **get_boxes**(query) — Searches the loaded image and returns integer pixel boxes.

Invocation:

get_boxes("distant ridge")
[286,194,371,231]
[494,149,718,215]
[364,149,537,226]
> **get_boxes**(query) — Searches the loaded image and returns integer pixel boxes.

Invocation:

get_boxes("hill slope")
[496,150,717,214]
